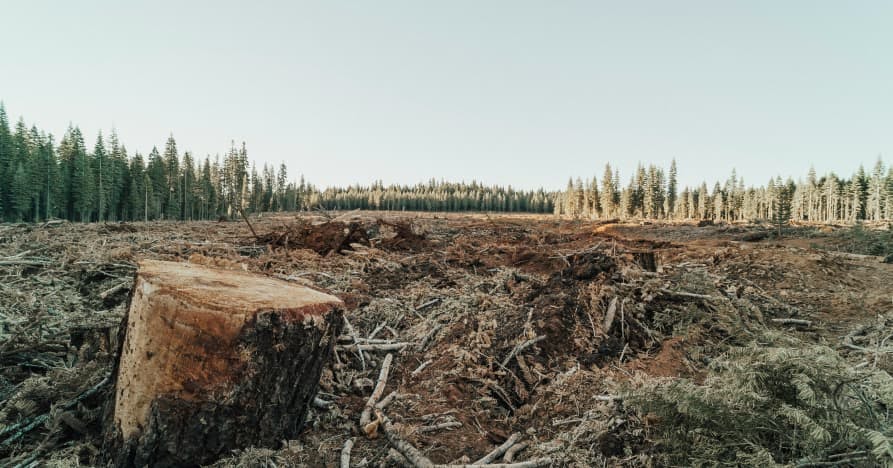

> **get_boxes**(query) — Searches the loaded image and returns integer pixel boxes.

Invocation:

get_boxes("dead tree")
[103,260,343,467]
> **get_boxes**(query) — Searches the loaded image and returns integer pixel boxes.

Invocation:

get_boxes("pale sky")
[2,1,891,190]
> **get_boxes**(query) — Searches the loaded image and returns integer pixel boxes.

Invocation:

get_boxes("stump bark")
[104,260,343,467]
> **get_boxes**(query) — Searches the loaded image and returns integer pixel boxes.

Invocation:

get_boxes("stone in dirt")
[103,260,344,467]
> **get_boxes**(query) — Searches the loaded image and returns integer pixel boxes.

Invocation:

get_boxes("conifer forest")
[3,103,893,224]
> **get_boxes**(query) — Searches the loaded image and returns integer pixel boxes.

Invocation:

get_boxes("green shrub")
[626,332,893,467]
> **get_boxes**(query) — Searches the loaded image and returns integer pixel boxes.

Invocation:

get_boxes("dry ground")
[1,212,891,466]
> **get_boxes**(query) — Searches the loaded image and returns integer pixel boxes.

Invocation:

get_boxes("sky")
[1,1,892,190]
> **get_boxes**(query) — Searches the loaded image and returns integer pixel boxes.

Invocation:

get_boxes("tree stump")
[104,260,343,467]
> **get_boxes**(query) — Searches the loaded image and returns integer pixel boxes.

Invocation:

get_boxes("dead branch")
[380,414,435,468]
[501,336,546,367]
[237,208,260,241]
[434,458,554,468]
[418,324,444,351]
[771,318,812,327]
[360,353,394,431]
[313,396,334,410]
[503,442,529,463]
[417,421,462,433]
[340,437,355,468]
[339,343,410,352]
[375,391,400,411]
[416,298,441,311]
[602,297,618,333]
[473,432,521,465]
[344,316,367,370]
[411,359,432,377]
[99,281,130,299]
[1,374,109,448]
[658,288,720,301]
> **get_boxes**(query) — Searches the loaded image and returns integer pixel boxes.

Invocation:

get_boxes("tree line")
[555,159,893,223]
[0,104,320,222]
[2,103,892,224]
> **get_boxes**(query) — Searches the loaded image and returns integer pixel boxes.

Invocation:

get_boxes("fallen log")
[103,260,344,467]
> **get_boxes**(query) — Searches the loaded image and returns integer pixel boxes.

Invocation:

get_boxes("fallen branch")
[313,396,334,410]
[360,353,394,431]
[343,316,367,370]
[417,421,462,433]
[411,359,432,377]
[771,318,812,327]
[0,259,51,267]
[658,288,719,301]
[416,298,441,311]
[473,433,521,465]
[338,343,410,352]
[381,414,435,468]
[501,336,546,367]
[340,438,355,468]
[375,391,400,410]
[99,281,130,300]
[418,324,444,351]
[435,458,553,468]
[503,442,529,463]
[1,375,109,448]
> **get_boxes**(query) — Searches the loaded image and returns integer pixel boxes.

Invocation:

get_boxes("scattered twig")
[375,391,400,410]
[503,442,529,463]
[771,318,812,327]
[411,359,433,377]
[658,288,719,301]
[360,353,394,432]
[99,281,130,300]
[501,336,546,367]
[340,437,355,468]
[344,316,367,370]
[380,414,435,468]
[418,324,444,352]
[338,343,410,352]
[473,433,521,465]
[1,374,109,448]
[415,298,441,311]
[313,396,334,410]
[417,421,462,433]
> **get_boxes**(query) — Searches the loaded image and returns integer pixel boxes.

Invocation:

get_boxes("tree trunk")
[104,260,343,467]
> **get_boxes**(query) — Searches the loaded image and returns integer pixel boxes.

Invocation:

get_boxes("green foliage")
[626,332,893,466]
[839,223,893,258]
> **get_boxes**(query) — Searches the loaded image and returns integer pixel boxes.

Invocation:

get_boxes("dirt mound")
[254,220,369,255]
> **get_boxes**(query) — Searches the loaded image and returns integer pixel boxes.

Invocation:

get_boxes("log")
[103,260,344,467]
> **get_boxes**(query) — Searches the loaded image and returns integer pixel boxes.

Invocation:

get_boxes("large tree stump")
[104,260,343,467]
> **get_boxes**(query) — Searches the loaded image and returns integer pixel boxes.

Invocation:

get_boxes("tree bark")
[103,260,343,467]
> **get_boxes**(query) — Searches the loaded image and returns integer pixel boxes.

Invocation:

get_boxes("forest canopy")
[1,103,891,223]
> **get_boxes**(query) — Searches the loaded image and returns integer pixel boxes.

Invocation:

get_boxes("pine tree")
[163,135,180,220]
[147,146,165,220]
[11,161,30,221]
[772,176,793,236]
[667,159,678,218]
[92,132,107,221]
[0,103,11,220]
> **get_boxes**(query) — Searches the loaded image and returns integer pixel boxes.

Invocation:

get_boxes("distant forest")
[0,103,892,224]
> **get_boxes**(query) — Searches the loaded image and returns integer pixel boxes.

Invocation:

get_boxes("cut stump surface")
[105,260,343,467]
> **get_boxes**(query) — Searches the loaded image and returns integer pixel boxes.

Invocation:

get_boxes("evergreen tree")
[0,103,11,219]
[163,135,180,220]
